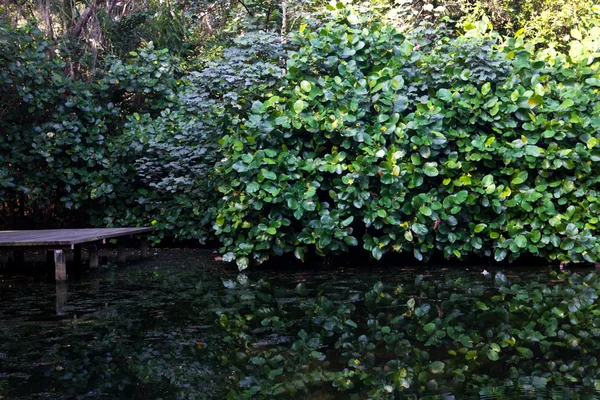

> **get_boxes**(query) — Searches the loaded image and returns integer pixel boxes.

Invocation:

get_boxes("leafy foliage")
[96,31,285,241]
[464,0,599,50]
[0,22,120,222]
[3,0,600,269]
[215,5,600,268]
[0,0,317,234]
[0,22,183,229]
[382,0,600,53]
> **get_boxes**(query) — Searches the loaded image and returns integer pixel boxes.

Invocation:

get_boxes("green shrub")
[215,5,600,269]
[0,22,182,228]
[100,32,285,241]
[0,22,120,217]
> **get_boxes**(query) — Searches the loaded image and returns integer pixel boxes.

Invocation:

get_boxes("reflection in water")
[55,282,67,316]
[0,250,600,399]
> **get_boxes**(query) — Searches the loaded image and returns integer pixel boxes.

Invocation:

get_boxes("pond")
[1,249,600,399]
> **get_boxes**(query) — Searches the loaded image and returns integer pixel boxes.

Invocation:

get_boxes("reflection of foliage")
[35,268,229,399]
[48,322,222,398]
[218,271,600,398]
[3,263,600,398]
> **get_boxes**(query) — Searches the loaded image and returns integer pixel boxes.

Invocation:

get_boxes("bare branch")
[237,0,254,17]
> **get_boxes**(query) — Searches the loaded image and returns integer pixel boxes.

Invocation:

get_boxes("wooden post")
[54,249,67,281]
[73,244,82,269]
[55,281,68,316]
[139,236,149,259]
[89,244,99,269]
[117,240,127,265]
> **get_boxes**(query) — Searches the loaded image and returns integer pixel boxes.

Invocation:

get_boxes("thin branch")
[264,4,272,31]
[289,14,303,32]
[197,1,218,20]
[237,0,254,17]
[280,0,287,43]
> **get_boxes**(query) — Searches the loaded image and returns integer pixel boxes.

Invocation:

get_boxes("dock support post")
[54,250,67,281]
[55,282,68,316]
[89,244,99,269]
[140,236,149,259]
[91,276,99,293]
[117,240,127,265]
[73,244,82,269]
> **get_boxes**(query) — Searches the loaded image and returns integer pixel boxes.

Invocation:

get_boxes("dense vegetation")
[2,0,600,267]
[216,12,600,268]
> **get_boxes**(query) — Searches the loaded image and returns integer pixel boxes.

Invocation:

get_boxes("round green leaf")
[430,361,445,373]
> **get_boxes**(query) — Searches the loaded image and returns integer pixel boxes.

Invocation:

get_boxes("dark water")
[1,250,600,399]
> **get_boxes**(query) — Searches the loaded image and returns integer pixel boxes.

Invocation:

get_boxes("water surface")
[1,250,600,399]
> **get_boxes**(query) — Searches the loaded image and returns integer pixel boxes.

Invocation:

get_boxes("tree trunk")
[69,6,95,38]
[38,0,54,39]
[280,0,287,74]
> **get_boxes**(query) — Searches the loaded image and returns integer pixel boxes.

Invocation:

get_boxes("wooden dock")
[0,228,153,281]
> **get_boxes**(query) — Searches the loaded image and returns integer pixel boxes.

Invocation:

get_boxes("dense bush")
[4,3,600,268]
[0,16,284,239]
[215,5,600,269]
[0,22,181,228]
[101,31,285,242]
[0,23,120,223]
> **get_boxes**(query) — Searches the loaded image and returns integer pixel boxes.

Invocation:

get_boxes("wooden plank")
[0,228,153,247]
[0,228,151,245]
